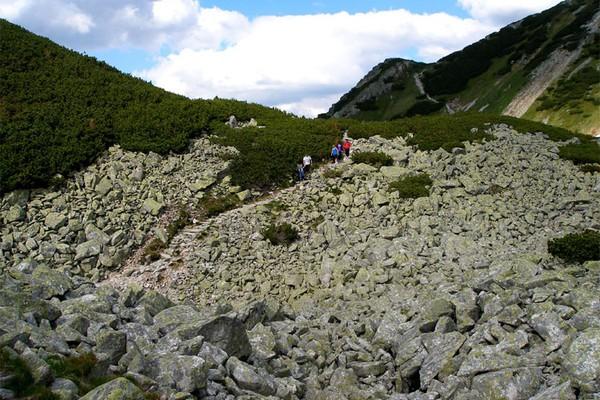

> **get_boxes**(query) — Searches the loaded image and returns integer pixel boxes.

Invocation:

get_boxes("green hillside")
[0,18,596,195]
[324,0,599,135]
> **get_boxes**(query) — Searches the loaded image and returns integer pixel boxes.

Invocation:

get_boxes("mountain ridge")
[323,0,600,136]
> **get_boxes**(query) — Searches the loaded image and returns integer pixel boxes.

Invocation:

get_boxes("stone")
[95,177,113,196]
[373,192,389,206]
[470,368,542,400]
[380,166,410,180]
[529,381,576,400]
[529,312,567,352]
[95,330,127,364]
[19,346,53,384]
[226,356,277,396]
[154,305,202,335]
[237,190,251,201]
[74,240,102,261]
[5,205,26,223]
[79,377,144,400]
[144,354,208,393]
[563,328,600,393]
[190,178,216,192]
[142,198,164,216]
[45,212,68,230]
[50,378,79,400]
[138,290,174,316]
[199,316,252,359]
[248,323,276,360]
[420,332,466,389]
[349,361,386,377]
[31,265,73,299]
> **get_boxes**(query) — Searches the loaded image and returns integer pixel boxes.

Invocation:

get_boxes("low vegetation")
[559,142,600,165]
[388,174,433,198]
[351,151,393,168]
[0,348,58,399]
[261,223,299,246]
[580,164,600,174]
[548,230,600,263]
[198,193,241,218]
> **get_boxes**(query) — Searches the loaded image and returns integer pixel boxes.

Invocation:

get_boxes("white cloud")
[0,0,32,20]
[138,9,497,116]
[458,0,563,24]
[152,0,197,26]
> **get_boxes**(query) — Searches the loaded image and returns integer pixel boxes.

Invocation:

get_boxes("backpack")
[332,147,338,157]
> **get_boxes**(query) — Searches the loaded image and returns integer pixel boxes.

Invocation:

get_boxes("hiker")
[303,154,312,174]
[331,145,339,164]
[336,142,343,162]
[297,159,305,181]
[343,138,352,159]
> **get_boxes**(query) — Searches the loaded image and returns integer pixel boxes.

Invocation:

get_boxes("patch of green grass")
[322,168,344,179]
[351,151,393,168]
[261,223,299,246]
[559,142,600,164]
[548,230,600,263]
[198,193,240,217]
[389,174,433,198]
[0,348,59,399]
[264,200,288,212]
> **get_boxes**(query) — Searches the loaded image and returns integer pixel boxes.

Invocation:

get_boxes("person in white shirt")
[303,155,312,174]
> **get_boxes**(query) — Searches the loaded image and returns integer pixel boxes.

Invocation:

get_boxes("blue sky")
[0,0,562,116]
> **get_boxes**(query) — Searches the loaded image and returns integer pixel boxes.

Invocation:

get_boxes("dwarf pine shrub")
[548,230,600,263]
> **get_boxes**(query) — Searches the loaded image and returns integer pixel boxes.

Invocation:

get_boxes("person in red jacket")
[342,138,352,159]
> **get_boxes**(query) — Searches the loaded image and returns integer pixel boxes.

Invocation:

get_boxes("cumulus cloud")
[139,9,497,115]
[0,0,564,116]
[457,0,563,25]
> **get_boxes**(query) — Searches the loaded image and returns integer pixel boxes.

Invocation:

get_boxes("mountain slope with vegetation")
[323,0,600,135]
[0,17,596,197]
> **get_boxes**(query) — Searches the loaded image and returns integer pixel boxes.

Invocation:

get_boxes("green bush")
[352,151,393,168]
[580,164,600,173]
[142,238,166,263]
[559,142,600,164]
[198,194,240,217]
[389,174,433,198]
[548,230,600,263]
[261,223,299,246]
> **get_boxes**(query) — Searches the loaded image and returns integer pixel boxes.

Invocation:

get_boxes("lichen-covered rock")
[198,316,252,358]
[79,377,144,400]
[31,266,73,300]
[144,354,208,393]
[226,356,277,396]
[563,328,600,393]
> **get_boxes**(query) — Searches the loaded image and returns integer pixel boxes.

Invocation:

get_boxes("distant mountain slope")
[323,0,600,135]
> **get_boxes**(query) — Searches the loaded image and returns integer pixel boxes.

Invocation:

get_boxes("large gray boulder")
[563,328,600,393]
[79,377,144,400]
[198,316,252,358]
[144,354,208,393]
[226,356,277,396]
[31,266,73,299]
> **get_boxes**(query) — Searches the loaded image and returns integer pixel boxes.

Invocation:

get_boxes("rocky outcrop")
[0,138,234,282]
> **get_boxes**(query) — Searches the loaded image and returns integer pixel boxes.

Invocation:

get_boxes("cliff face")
[325,0,600,135]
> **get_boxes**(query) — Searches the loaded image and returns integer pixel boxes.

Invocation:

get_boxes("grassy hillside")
[325,0,599,134]
[1,19,596,196]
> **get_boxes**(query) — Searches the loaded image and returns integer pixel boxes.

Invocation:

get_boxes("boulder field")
[1,126,599,399]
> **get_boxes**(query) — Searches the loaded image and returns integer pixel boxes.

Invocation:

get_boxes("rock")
[420,332,466,389]
[142,198,164,216]
[226,115,238,128]
[74,240,102,261]
[31,266,73,299]
[226,356,277,396]
[380,166,410,180]
[248,323,276,360]
[529,312,568,352]
[199,316,252,359]
[144,354,208,393]
[95,330,127,364]
[154,305,202,335]
[346,163,377,178]
[19,346,53,384]
[349,361,386,377]
[237,190,251,202]
[95,177,113,196]
[190,178,216,192]
[470,368,542,400]
[79,377,144,400]
[50,378,79,400]
[44,212,68,230]
[5,205,25,223]
[563,328,600,393]
[137,290,174,316]
[373,192,389,206]
[529,381,576,400]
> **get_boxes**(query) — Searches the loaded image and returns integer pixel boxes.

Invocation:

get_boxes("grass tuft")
[389,174,433,198]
